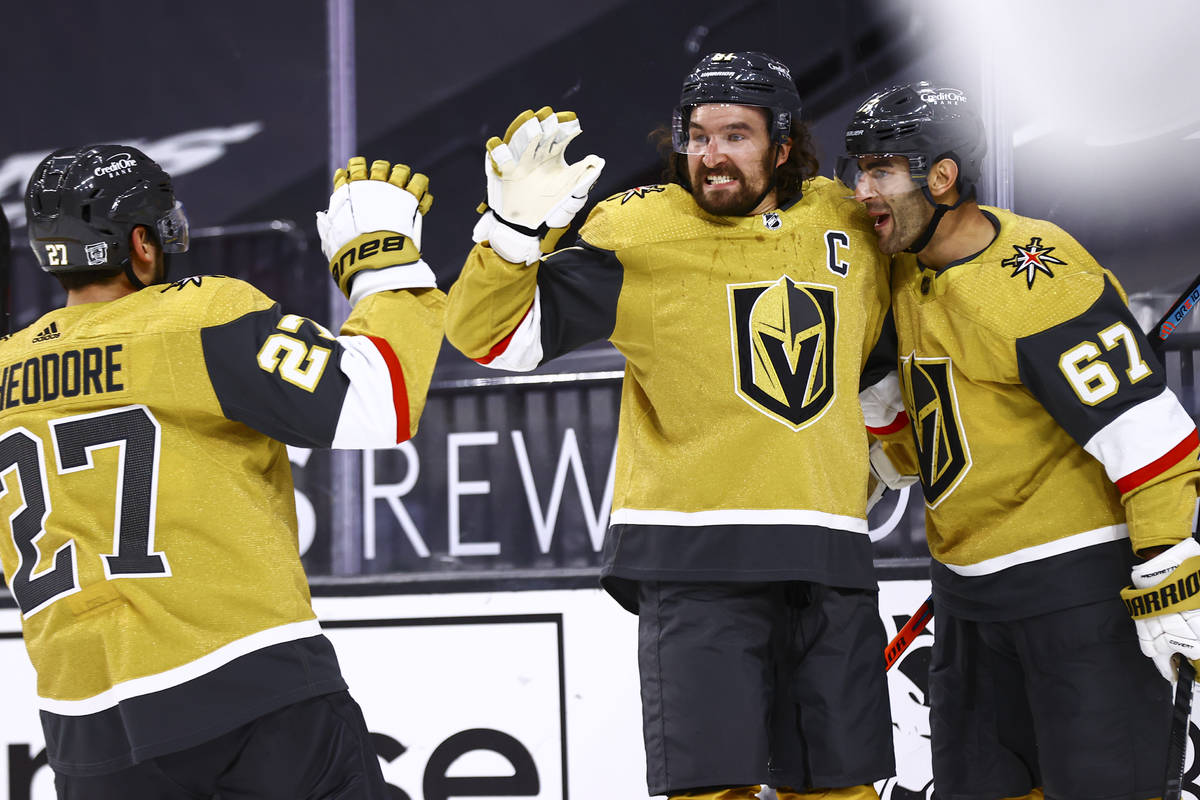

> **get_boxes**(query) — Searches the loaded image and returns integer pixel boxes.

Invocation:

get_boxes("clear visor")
[671,105,770,156]
[155,201,189,253]
[834,154,927,198]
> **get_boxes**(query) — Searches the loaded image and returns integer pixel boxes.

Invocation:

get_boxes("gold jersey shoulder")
[119,275,276,333]
[10,275,275,352]
[790,176,875,232]
[581,176,870,251]
[580,183,697,250]
[896,206,1115,340]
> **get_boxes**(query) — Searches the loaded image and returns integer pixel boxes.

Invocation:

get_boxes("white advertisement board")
[0,581,1191,799]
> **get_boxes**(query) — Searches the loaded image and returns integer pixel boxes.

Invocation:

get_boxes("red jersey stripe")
[364,335,410,443]
[476,304,533,365]
[1116,428,1200,493]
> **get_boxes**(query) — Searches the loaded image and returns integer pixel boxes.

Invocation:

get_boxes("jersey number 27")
[0,405,167,617]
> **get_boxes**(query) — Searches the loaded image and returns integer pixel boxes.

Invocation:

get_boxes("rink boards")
[2,580,1191,800]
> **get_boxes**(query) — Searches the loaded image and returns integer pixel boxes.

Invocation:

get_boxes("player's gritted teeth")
[702,170,738,189]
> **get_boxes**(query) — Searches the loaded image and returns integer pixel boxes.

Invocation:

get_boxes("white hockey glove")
[315,157,437,305]
[473,106,605,265]
[1122,537,1200,682]
[866,440,919,513]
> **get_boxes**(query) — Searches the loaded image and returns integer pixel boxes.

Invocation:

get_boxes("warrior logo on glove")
[1123,537,1200,682]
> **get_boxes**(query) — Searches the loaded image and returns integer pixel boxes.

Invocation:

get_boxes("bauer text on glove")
[315,157,437,304]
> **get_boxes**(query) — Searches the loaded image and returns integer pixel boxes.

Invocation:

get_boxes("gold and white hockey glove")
[473,106,605,265]
[1122,537,1200,682]
[866,440,919,514]
[315,157,437,305]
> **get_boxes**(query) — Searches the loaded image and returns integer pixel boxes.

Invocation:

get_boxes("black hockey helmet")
[25,144,189,275]
[837,82,986,198]
[671,51,802,152]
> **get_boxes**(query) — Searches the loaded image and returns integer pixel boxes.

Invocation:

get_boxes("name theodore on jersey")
[0,345,125,409]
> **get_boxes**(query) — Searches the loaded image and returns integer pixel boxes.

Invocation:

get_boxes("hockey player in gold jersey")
[5,145,445,797]
[841,83,1200,799]
[445,52,898,799]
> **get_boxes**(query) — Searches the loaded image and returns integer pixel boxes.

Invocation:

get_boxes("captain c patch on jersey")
[727,277,837,430]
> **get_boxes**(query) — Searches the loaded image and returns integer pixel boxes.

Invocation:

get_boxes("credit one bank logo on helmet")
[917,88,967,106]
[93,154,139,178]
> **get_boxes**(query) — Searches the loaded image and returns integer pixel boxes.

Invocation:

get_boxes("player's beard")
[867,187,934,255]
[689,148,776,216]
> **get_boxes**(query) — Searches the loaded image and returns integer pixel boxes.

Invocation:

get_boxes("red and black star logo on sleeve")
[1000,236,1066,289]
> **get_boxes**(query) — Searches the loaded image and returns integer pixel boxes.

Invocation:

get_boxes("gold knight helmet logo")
[900,353,972,506]
[728,277,837,430]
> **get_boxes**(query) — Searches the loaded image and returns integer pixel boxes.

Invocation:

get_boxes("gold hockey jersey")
[0,275,444,774]
[882,207,1199,619]
[446,180,895,611]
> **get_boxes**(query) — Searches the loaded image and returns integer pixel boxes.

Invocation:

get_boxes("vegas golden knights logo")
[900,353,972,507]
[728,277,837,430]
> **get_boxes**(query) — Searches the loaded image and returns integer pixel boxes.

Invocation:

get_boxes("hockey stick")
[1157,274,1200,798]
[1150,272,1200,355]
[1142,273,1200,421]
[1164,657,1196,800]
[884,593,933,671]
[1134,276,1200,800]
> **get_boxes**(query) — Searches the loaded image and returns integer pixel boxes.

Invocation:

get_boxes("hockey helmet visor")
[834,152,927,198]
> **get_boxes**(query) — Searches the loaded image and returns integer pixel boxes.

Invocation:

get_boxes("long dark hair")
[651,116,821,204]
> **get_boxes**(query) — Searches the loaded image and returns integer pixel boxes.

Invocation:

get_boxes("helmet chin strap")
[905,184,975,254]
[123,262,148,291]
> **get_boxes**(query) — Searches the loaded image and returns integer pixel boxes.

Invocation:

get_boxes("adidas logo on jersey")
[32,322,61,343]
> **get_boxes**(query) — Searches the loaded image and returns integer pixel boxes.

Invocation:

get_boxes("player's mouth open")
[705,175,736,186]
[871,212,891,232]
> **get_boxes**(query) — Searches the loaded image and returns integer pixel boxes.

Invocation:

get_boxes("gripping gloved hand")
[1121,537,1200,682]
[473,106,605,265]
[315,157,437,305]
[866,440,919,514]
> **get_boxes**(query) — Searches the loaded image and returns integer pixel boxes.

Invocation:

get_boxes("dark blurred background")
[2,0,1196,584]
